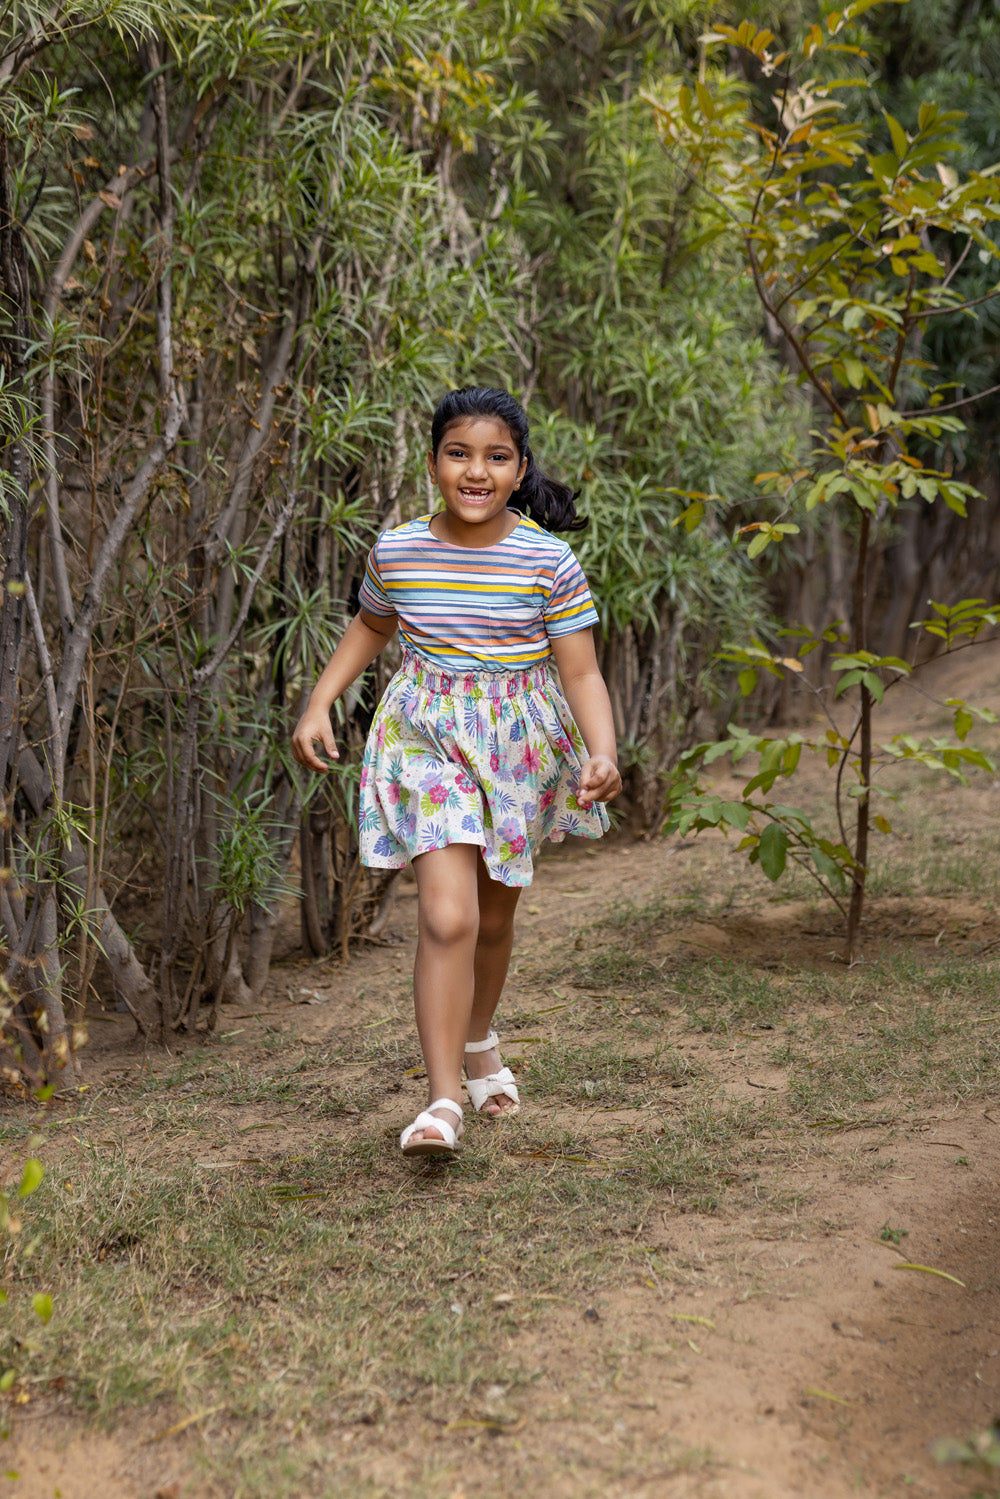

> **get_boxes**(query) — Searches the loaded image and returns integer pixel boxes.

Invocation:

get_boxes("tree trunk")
[846,511,872,964]
[16,747,163,1037]
[0,129,32,800]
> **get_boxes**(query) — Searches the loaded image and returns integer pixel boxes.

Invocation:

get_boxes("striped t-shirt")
[357,513,599,671]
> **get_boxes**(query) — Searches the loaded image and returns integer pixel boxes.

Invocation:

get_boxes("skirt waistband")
[400,649,551,699]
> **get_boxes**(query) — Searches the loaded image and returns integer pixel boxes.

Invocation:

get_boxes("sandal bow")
[464,1031,521,1116]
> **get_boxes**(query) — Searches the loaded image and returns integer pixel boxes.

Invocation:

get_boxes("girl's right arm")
[291,608,398,773]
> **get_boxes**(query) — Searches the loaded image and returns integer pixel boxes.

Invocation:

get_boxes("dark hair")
[429,386,587,533]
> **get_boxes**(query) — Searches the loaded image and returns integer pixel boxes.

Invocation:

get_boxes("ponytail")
[511,447,587,534]
[430,387,588,535]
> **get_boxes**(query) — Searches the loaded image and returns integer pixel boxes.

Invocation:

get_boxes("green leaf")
[746,530,771,559]
[32,1293,53,1324]
[757,823,788,882]
[842,357,865,388]
[834,668,866,697]
[738,668,758,697]
[719,801,752,831]
[702,739,739,766]
[695,80,716,120]
[885,113,909,162]
[812,845,845,885]
[18,1160,43,1199]
[862,671,885,703]
[953,708,973,741]
[0,1371,14,1391]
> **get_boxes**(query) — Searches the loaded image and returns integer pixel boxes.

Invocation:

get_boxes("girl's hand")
[291,707,340,773]
[577,755,622,807]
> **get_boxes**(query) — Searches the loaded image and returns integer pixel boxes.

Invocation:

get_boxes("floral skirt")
[358,650,610,887]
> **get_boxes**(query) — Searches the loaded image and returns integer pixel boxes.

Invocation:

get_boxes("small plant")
[651,1,1000,961]
[0,1145,51,1397]
[933,1425,1000,1478]
[879,1223,908,1245]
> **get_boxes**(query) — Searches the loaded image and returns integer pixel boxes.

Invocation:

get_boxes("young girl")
[291,386,621,1158]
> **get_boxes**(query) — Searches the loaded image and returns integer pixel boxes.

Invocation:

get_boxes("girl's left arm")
[550,628,622,808]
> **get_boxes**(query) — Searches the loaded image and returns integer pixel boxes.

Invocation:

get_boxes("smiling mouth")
[459,488,492,500]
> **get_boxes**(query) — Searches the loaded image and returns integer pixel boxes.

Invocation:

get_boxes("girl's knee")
[419,897,478,949]
[477,905,516,948]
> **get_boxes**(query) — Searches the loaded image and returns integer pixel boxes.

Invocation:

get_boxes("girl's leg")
[465,859,522,1115]
[407,843,481,1145]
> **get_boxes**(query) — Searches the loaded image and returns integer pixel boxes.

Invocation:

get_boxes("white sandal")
[464,1032,521,1117]
[400,1098,464,1159]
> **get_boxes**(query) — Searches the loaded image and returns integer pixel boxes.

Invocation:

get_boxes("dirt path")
[4,659,1000,1498]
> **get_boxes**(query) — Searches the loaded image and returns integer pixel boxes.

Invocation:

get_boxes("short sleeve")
[543,545,600,637]
[357,539,396,617]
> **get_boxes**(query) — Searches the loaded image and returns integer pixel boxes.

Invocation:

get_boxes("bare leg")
[465,859,521,1115]
[406,844,481,1145]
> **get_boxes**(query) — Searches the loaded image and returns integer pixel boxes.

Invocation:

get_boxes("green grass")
[678,961,785,1033]
[524,1038,700,1104]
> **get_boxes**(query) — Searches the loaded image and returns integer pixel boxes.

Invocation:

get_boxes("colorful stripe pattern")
[357,514,598,671]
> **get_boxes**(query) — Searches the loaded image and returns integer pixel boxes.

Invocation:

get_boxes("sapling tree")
[649,0,1000,960]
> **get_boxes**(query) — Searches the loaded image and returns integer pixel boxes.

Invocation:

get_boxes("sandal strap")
[426,1097,463,1124]
[400,1099,462,1151]
[464,1030,499,1055]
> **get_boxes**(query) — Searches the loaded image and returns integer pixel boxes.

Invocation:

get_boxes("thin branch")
[745,236,851,425]
[195,493,302,688]
[23,573,62,802]
[788,846,849,920]
[940,234,973,290]
[151,45,175,405]
[750,60,794,234]
[773,230,867,315]
[53,65,187,752]
[915,286,1000,321]
[39,158,154,641]
[906,380,1000,420]
[887,276,915,403]
[833,707,862,850]
[0,4,72,88]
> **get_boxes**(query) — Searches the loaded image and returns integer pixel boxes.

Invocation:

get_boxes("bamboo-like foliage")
[0,0,586,1070]
[506,38,805,822]
[0,0,807,1074]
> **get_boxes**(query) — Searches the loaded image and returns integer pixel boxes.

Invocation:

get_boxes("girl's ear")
[517,455,528,484]
[426,450,438,484]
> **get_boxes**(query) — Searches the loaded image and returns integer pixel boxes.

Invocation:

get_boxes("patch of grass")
[679,961,786,1034]
[782,984,1000,1119]
[311,1077,387,1116]
[630,1098,779,1205]
[562,941,668,994]
[865,817,1000,899]
[523,1039,700,1105]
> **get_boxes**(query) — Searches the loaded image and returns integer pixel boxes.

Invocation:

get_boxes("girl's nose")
[464,455,488,478]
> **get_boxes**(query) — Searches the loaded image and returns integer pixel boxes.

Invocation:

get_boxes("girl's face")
[427,416,528,544]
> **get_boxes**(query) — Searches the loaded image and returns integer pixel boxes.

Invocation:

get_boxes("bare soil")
[4,658,1000,1499]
